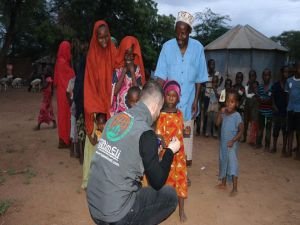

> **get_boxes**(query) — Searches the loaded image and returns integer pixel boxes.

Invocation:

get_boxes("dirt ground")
[1,88,300,225]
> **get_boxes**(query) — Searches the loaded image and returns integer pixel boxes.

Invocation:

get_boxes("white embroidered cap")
[176,11,194,28]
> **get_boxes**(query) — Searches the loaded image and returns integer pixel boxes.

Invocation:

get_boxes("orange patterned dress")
[156,110,187,198]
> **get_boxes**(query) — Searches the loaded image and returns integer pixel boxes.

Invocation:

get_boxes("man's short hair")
[140,80,164,103]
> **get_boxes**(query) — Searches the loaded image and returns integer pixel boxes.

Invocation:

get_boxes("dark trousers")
[202,96,210,134]
[272,115,287,138]
[256,114,272,148]
[93,186,178,225]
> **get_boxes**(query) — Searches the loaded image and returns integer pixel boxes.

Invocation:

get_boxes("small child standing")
[35,69,56,130]
[81,113,107,189]
[156,80,188,222]
[256,69,273,150]
[216,90,244,196]
[205,76,220,137]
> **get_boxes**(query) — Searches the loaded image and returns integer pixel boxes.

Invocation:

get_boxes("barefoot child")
[156,80,188,222]
[35,70,56,130]
[216,89,244,196]
[81,113,107,189]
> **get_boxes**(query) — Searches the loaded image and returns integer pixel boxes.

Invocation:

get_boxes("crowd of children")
[198,59,300,161]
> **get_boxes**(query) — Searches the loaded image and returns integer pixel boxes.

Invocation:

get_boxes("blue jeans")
[93,186,178,225]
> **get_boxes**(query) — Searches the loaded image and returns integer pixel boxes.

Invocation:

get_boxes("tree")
[0,0,23,67]
[271,31,300,61]
[153,14,176,52]
[193,8,231,46]
[0,0,176,70]
[0,0,64,69]
[50,0,175,67]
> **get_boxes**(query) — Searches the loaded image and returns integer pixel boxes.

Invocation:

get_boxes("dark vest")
[87,102,153,222]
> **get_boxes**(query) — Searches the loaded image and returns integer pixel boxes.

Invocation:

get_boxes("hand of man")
[227,140,234,148]
[168,137,180,154]
[191,101,198,119]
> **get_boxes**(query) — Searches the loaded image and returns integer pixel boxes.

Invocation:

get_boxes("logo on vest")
[96,139,121,167]
[106,112,134,142]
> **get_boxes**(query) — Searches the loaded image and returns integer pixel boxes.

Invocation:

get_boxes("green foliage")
[271,31,300,61]
[0,176,5,185]
[7,168,16,176]
[193,8,231,46]
[51,0,175,66]
[1,0,176,66]
[0,200,12,215]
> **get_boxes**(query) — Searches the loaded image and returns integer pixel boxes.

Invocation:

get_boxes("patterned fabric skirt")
[76,113,85,142]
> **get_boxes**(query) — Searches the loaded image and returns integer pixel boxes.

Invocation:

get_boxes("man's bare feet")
[179,209,187,223]
[215,183,226,190]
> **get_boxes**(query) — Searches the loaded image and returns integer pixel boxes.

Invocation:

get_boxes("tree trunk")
[0,0,22,72]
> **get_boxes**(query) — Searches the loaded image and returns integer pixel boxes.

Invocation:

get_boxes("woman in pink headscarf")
[54,41,75,148]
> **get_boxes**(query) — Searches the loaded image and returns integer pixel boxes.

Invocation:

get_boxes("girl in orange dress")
[156,80,188,223]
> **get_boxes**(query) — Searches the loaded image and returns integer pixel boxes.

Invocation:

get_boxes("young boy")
[271,66,289,154]
[285,61,300,159]
[256,69,273,151]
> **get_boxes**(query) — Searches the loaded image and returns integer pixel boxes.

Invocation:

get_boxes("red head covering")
[53,41,75,145]
[53,41,75,88]
[84,20,117,135]
[116,36,145,84]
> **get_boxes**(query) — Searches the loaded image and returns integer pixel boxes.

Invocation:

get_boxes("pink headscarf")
[163,80,181,100]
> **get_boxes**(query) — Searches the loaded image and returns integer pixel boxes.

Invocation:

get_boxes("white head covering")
[176,11,194,28]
